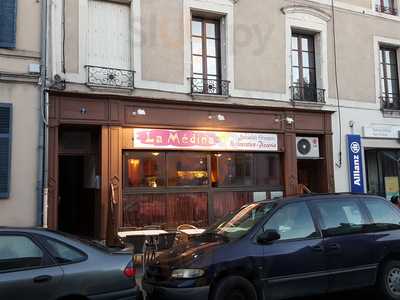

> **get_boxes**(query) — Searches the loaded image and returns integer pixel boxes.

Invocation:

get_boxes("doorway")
[297,159,325,194]
[57,126,100,239]
[58,156,95,237]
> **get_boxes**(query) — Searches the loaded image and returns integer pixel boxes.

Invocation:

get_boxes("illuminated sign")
[133,128,278,152]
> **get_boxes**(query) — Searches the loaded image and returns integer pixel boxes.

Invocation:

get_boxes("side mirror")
[257,229,281,245]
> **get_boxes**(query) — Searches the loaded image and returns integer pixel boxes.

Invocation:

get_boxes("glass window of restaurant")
[122,151,282,229]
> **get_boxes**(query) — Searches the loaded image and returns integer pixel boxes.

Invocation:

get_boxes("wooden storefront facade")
[48,92,334,244]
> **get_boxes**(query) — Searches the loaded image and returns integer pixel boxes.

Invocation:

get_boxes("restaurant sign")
[133,128,278,151]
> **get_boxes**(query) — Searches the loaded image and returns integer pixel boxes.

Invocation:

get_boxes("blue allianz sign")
[347,134,365,193]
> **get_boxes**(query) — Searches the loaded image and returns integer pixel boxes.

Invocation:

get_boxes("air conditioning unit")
[296,137,320,158]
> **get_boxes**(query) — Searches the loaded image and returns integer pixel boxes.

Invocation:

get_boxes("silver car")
[0,227,138,300]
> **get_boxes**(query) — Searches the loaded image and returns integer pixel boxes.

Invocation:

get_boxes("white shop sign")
[363,125,400,139]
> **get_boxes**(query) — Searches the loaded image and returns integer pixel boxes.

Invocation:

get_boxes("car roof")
[265,193,383,206]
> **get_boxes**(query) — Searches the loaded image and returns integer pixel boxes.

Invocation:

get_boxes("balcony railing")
[86,65,134,89]
[381,94,400,110]
[290,85,326,103]
[190,77,230,96]
[375,4,398,15]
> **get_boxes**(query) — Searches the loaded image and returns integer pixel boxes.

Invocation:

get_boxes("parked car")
[0,227,138,300]
[143,193,400,300]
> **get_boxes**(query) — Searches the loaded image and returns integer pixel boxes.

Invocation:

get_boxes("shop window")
[211,153,282,187]
[125,152,165,188]
[212,153,253,187]
[123,193,208,229]
[167,152,208,187]
[213,191,256,221]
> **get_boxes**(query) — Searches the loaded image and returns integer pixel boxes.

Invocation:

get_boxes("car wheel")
[211,276,257,300]
[380,260,400,300]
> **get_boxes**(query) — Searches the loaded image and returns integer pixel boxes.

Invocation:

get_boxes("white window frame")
[283,6,330,104]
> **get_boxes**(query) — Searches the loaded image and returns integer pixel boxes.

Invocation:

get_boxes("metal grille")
[86,65,134,89]
[290,85,326,103]
[376,4,398,15]
[381,95,400,110]
[190,78,230,96]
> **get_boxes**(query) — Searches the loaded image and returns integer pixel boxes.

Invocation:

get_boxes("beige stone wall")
[64,0,80,74]
[327,11,400,102]
[0,84,39,227]
[234,0,286,93]
[0,0,42,226]
[141,0,185,84]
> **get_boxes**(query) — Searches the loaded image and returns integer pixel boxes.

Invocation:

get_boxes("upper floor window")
[380,47,400,110]
[0,0,17,49]
[190,17,229,96]
[290,33,324,103]
[376,0,398,15]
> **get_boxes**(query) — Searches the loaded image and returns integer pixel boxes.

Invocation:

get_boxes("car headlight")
[171,268,205,279]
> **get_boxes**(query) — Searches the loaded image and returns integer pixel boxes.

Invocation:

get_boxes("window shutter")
[0,104,12,199]
[0,0,17,48]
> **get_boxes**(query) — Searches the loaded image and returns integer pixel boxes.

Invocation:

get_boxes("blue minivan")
[143,193,400,300]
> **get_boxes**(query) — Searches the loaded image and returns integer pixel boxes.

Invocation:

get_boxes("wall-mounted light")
[208,113,226,121]
[132,108,147,116]
[286,117,294,125]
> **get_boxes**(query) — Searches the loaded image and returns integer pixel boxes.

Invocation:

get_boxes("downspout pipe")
[37,0,49,227]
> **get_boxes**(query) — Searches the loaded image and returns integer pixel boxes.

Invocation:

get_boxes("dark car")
[0,227,137,300]
[143,193,400,300]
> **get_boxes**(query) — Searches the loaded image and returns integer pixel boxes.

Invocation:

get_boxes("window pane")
[255,153,282,186]
[364,198,400,230]
[207,39,217,57]
[263,202,318,240]
[213,191,254,220]
[301,37,309,51]
[292,36,298,50]
[315,199,366,236]
[192,37,202,55]
[292,51,299,67]
[192,56,203,74]
[292,67,300,84]
[45,239,85,264]
[123,193,208,228]
[303,68,310,84]
[0,236,43,271]
[206,23,216,38]
[207,57,217,75]
[212,153,254,186]
[192,20,202,36]
[126,152,165,188]
[167,152,208,186]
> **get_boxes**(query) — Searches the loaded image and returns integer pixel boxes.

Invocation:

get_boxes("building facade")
[0,0,44,226]
[46,0,400,243]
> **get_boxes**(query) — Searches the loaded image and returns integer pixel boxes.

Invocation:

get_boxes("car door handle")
[325,243,341,252]
[310,245,324,252]
[33,275,52,283]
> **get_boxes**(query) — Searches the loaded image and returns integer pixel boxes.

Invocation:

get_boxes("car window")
[315,199,366,236]
[263,202,318,241]
[44,238,86,264]
[0,235,44,272]
[364,198,400,231]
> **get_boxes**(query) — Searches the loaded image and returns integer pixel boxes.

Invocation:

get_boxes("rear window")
[44,238,86,264]
[364,198,400,231]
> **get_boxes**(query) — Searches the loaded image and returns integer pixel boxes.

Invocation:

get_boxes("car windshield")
[201,202,276,241]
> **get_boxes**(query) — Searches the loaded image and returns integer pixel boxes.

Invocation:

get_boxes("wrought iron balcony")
[375,4,398,15]
[381,94,400,110]
[190,77,230,96]
[290,85,326,103]
[86,65,134,89]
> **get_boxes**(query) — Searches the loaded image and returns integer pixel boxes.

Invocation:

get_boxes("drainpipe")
[37,0,49,227]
